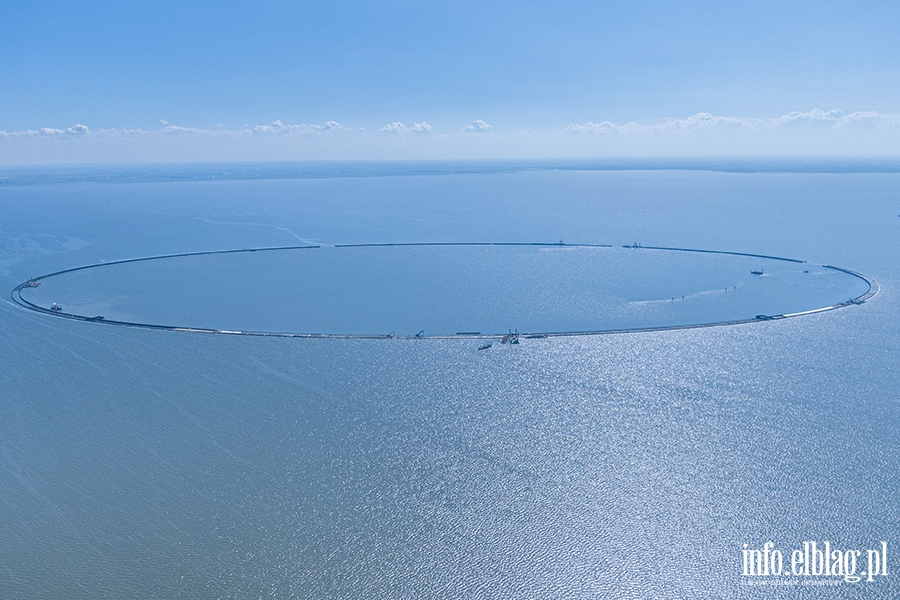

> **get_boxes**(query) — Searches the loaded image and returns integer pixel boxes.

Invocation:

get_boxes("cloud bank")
[564,109,900,134]
[0,124,92,137]
[5,110,896,141]
[0,121,350,138]
[252,120,346,134]
[2,110,900,163]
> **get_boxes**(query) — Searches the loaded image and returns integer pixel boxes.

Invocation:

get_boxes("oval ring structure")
[12,243,876,338]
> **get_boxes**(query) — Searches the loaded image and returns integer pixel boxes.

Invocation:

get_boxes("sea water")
[1,163,898,598]
[17,244,869,336]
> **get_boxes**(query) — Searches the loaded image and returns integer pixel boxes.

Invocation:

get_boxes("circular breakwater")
[12,243,877,338]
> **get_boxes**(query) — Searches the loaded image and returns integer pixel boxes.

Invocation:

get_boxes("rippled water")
[1,164,898,598]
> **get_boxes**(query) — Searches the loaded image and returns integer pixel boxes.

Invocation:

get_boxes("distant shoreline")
[3,157,900,187]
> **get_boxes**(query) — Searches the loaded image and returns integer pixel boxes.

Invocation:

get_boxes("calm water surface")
[1,164,898,598]
[18,244,869,336]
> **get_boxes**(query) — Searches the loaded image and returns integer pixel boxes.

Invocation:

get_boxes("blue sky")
[2,0,899,162]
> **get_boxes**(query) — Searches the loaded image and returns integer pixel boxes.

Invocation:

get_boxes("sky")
[2,0,899,163]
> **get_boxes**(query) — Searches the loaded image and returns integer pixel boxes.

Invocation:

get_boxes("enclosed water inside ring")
[13,243,875,338]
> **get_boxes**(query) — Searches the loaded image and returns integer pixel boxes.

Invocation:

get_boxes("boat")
[50,303,62,311]
[501,329,520,344]
[478,343,493,351]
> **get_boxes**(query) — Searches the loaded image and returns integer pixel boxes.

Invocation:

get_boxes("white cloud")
[3,111,899,145]
[836,111,900,128]
[380,121,432,133]
[253,120,346,134]
[162,125,206,134]
[253,120,288,133]
[8,124,92,136]
[160,119,168,125]
[658,113,749,131]
[565,109,900,135]
[463,119,492,133]
[0,121,348,139]
[775,109,842,125]
[565,113,751,134]
[3,110,900,163]
[564,121,641,134]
